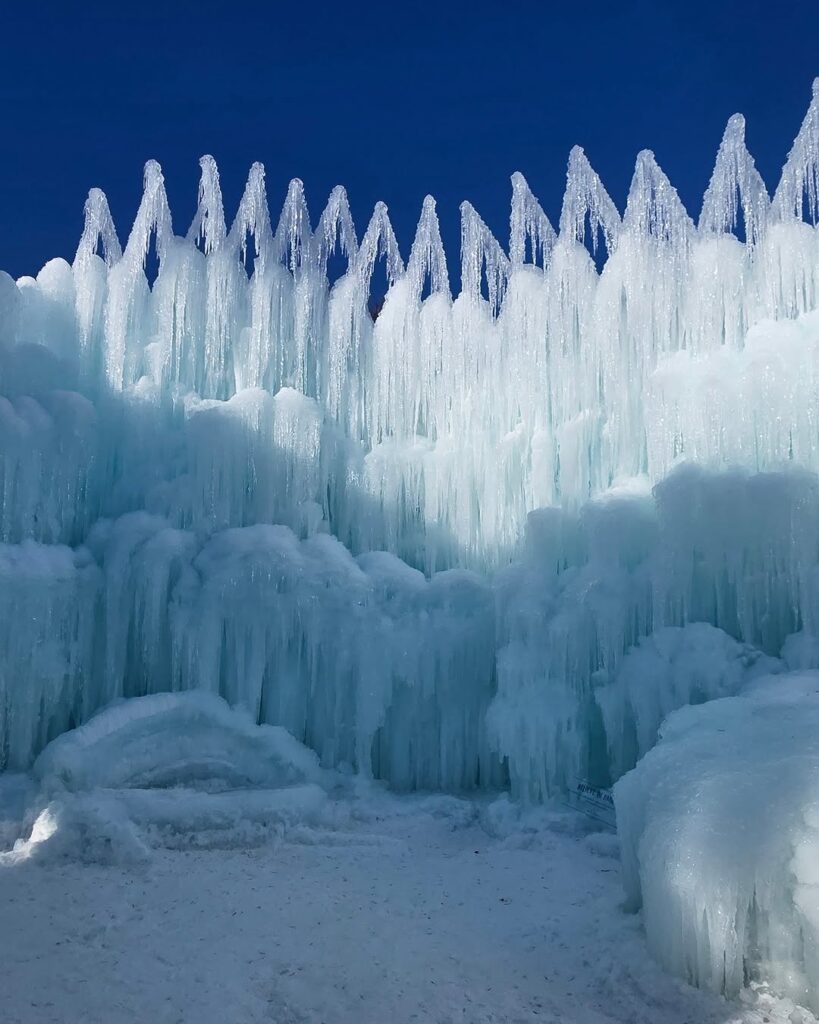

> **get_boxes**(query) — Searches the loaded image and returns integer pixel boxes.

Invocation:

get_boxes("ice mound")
[595,623,780,780]
[614,671,819,1011]
[32,689,322,791]
[2,692,328,865]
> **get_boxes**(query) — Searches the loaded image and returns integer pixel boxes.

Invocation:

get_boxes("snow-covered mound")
[2,693,329,865]
[614,671,819,1011]
[32,690,323,791]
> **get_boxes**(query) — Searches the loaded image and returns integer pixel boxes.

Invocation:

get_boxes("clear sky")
[1,0,817,282]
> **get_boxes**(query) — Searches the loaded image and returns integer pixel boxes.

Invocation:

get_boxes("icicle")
[558,147,621,255]
[623,151,694,247]
[761,80,819,320]
[460,201,510,314]
[509,171,557,270]
[355,202,404,291]
[314,185,358,277]
[186,155,227,255]
[121,160,173,271]
[274,180,326,397]
[73,188,122,269]
[699,115,770,247]
[101,161,173,391]
[322,202,401,445]
[321,201,386,435]
[406,196,450,301]
[772,78,819,223]
[182,156,242,399]
[273,178,313,275]
[72,189,121,385]
[227,162,273,272]
[224,164,284,392]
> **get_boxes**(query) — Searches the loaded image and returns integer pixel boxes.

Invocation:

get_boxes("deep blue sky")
[0,0,817,282]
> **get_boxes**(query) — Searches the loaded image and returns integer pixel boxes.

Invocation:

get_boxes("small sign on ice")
[567,780,617,830]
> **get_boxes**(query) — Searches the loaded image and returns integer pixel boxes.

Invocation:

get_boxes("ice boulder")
[595,623,780,781]
[0,692,330,864]
[614,671,819,1011]
[33,690,323,792]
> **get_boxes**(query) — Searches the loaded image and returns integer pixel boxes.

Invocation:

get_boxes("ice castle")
[6,71,819,1012]
[0,79,817,796]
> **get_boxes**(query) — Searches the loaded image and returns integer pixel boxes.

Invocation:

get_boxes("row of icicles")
[74,79,819,314]
[6,78,817,571]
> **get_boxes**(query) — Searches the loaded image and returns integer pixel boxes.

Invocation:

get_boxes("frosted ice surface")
[615,670,819,1012]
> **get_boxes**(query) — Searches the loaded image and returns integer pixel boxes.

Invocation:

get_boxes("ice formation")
[2,71,819,1012]
[0,79,818,811]
[2,692,329,864]
[614,671,819,1012]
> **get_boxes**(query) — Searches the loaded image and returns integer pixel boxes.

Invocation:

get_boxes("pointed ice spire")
[73,187,122,267]
[314,185,358,276]
[623,150,694,247]
[227,162,273,270]
[355,201,404,290]
[122,160,173,270]
[558,147,621,254]
[699,115,769,246]
[407,196,450,301]
[273,178,313,273]
[460,201,510,314]
[186,155,226,254]
[771,78,819,223]
[509,172,557,270]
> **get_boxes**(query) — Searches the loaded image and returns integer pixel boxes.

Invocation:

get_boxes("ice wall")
[1,82,819,797]
[489,466,815,799]
[0,514,502,791]
[3,465,819,798]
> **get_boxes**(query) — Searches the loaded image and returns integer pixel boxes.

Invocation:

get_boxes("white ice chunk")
[615,671,819,1011]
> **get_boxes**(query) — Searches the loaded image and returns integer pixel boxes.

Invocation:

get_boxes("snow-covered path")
[0,795,810,1024]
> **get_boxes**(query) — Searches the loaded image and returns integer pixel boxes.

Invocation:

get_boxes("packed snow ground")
[0,789,814,1024]
[2,693,813,1023]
